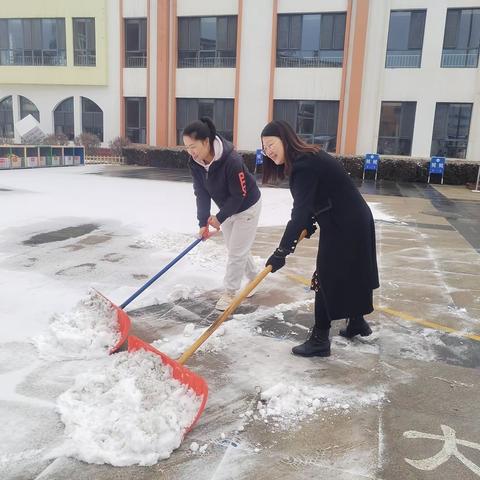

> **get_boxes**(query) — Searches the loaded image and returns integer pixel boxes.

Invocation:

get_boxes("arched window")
[19,96,40,122]
[0,96,14,138]
[53,97,74,140]
[81,97,103,141]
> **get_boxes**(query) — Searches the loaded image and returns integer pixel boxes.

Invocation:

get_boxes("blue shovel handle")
[120,236,204,309]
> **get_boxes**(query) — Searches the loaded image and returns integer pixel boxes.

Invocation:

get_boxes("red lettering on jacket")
[238,172,247,197]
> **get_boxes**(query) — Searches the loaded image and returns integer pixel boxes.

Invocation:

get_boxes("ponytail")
[183,117,217,145]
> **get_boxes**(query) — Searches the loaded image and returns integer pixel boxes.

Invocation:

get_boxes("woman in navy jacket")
[183,118,262,311]
[262,120,379,357]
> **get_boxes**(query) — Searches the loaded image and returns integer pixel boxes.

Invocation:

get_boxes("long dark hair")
[182,117,217,147]
[260,120,321,184]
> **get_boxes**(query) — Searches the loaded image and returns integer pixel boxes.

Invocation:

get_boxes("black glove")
[265,248,288,273]
[305,219,317,239]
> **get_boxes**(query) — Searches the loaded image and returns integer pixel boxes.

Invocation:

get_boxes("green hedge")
[122,146,479,185]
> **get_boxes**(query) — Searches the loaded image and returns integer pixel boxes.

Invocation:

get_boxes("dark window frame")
[385,9,426,68]
[125,97,147,143]
[276,12,346,68]
[54,97,75,140]
[0,96,14,138]
[0,18,66,66]
[441,8,480,68]
[377,101,417,156]
[430,102,472,159]
[178,15,237,68]
[273,99,339,152]
[81,97,103,141]
[124,18,147,68]
[19,96,40,122]
[73,18,96,66]
[176,98,234,144]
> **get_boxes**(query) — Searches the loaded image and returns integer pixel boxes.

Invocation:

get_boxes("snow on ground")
[0,165,399,472]
[34,290,119,361]
[49,350,203,466]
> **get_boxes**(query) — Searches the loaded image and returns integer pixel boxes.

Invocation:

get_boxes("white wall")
[176,69,236,98]
[236,0,275,150]
[123,0,148,18]
[177,0,238,17]
[357,0,480,160]
[278,0,347,14]
[123,69,148,97]
[275,69,342,100]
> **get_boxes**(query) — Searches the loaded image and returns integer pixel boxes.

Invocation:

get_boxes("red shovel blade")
[91,289,131,354]
[128,335,208,432]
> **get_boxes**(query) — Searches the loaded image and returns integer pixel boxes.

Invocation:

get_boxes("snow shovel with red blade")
[126,230,308,430]
[95,230,216,354]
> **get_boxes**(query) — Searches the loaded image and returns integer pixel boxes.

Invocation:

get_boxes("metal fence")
[177,56,236,68]
[0,49,67,66]
[125,54,147,68]
[441,52,479,68]
[276,55,343,68]
[74,53,96,66]
[385,53,422,68]
[85,155,125,165]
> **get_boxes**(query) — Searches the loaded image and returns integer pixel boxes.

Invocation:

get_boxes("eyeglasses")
[261,140,278,155]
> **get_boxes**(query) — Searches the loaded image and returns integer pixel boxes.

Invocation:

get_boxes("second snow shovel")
[96,231,216,353]
[126,230,308,430]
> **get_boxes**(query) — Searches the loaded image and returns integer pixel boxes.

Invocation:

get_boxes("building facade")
[0,0,479,161]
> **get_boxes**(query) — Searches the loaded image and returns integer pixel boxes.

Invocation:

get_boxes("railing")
[276,54,343,68]
[441,52,479,68]
[385,53,422,68]
[178,50,236,68]
[0,49,67,66]
[74,53,96,66]
[85,155,125,165]
[125,53,147,68]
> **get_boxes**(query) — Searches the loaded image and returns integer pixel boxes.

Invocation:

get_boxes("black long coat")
[279,151,379,320]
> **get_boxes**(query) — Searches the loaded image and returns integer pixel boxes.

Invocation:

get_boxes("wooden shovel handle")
[177,229,307,365]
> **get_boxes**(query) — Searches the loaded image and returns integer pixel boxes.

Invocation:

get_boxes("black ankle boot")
[339,316,372,339]
[292,326,331,357]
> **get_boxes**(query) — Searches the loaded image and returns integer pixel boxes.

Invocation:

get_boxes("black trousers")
[314,290,332,330]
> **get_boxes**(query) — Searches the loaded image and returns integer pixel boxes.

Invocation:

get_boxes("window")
[125,97,146,143]
[125,18,147,68]
[377,102,416,156]
[273,100,339,152]
[54,97,74,140]
[0,18,66,66]
[385,10,426,68]
[276,13,346,68]
[442,9,480,67]
[73,18,96,66]
[0,96,14,138]
[176,98,234,143]
[81,97,103,141]
[19,96,40,122]
[431,103,472,159]
[178,16,237,68]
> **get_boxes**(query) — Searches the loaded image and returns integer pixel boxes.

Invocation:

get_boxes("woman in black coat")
[262,121,379,357]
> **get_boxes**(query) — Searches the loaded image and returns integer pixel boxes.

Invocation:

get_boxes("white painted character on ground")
[404,424,480,476]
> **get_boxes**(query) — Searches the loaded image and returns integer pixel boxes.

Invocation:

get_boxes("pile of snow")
[34,291,120,361]
[50,350,203,466]
[254,382,384,430]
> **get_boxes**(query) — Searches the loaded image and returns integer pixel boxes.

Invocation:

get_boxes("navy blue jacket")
[189,138,261,226]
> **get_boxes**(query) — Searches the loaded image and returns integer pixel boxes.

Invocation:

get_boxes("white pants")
[221,199,261,292]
